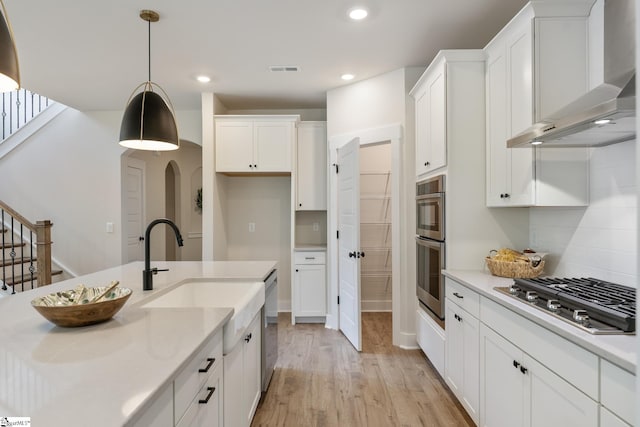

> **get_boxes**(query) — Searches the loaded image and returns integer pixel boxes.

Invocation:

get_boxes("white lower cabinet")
[480,324,598,427]
[292,251,326,322]
[445,301,479,424]
[224,312,262,427]
[131,330,224,427]
[416,307,445,378]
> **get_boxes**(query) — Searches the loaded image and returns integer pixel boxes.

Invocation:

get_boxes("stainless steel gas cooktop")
[494,277,636,335]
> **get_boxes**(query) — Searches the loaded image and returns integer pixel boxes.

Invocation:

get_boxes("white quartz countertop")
[0,260,277,426]
[443,270,637,373]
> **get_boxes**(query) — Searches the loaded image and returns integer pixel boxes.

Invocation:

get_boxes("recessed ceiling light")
[594,118,612,125]
[196,75,211,83]
[530,140,543,146]
[341,74,355,81]
[348,8,368,20]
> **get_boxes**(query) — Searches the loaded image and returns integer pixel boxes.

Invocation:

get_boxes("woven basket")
[485,257,545,279]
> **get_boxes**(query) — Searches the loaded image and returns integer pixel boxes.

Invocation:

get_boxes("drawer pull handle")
[199,386,216,404]
[305,257,315,260]
[453,292,464,299]
[199,357,215,373]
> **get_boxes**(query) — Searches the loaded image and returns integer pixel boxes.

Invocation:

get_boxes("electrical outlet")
[312,222,319,232]
[249,222,256,232]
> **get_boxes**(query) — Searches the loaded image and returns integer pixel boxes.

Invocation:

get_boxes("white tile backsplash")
[529,140,637,287]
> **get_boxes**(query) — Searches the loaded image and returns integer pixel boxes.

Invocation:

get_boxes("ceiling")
[6,0,528,111]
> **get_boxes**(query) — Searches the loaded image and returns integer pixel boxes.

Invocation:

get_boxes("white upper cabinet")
[296,122,327,211]
[215,115,298,173]
[485,2,592,207]
[411,51,486,179]
[412,56,447,177]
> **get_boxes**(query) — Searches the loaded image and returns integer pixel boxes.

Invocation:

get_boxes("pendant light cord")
[148,18,151,82]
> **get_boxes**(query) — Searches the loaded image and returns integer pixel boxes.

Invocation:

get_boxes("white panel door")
[125,158,145,262]
[337,138,361,351]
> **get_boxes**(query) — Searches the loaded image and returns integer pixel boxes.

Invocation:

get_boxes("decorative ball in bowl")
[31,283,132,327]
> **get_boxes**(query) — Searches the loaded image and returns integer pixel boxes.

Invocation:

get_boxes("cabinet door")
[414,85,429,176]
[215,121,254,172]
[506,20,533,138]
[427,61,446,171]
[223,338,244,427]
[294,264,327,317]
[445,303,464,398]
[524,355,598,427]
[485,44,509,206]
[461,308,480,423]
[600,407,632,427]
[296,123,327,210]
[480,325,525,427]
[131,382,173,427]
[254,121,293,172]
[243,314,262,426]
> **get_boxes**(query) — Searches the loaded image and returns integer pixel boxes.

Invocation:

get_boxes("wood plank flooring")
[252,312,474,427]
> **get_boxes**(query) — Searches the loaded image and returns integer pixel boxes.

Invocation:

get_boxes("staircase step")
[4,269,62,286]
[1,242,26,249]
[0,257,35,267]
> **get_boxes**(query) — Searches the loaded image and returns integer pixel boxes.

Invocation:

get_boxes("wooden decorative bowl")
[31,286,132,327]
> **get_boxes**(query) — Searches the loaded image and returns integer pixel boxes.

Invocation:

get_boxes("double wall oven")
[416,175,446,322]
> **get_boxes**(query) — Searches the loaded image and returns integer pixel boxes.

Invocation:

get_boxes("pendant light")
[119,10,179,151]
[0,0,20,92]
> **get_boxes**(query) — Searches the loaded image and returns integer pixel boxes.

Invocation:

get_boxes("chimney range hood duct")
[508,0,635,148]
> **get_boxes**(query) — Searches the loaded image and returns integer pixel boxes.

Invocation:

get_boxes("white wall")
[223,177,292,308]
[530,140,637,286]
[0,106,202,276]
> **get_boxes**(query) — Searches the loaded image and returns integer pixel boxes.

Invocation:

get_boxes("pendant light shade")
[0,0,20,92]
[119,10,179,151]
[119,83,179,151]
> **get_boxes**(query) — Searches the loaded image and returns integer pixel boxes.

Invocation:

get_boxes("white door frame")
[327,123,402,346]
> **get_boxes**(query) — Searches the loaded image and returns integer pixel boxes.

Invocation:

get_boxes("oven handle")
[416,193,443,201]
[415,236,443,248]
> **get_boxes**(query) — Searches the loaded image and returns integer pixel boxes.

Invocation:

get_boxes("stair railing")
[1,89,51,141]
[0,200,52,293]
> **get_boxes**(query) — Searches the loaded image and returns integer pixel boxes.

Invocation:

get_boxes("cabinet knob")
[295,269,299,272]
[254,164,257,168]
[245,332,252,343]
[500,193,504,198]
[349,251,357,258]
[424,162,428,166]
[249,164,253,168]
[520,366,528,375]
[299,203,302,207]
[513,360,520,369]
[426,161,430,166]
[504,193,510,198]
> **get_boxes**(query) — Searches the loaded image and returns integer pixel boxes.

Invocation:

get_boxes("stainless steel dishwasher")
[262,269,278,392]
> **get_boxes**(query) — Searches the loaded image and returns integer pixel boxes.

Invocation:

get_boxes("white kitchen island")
[0,261,276,426]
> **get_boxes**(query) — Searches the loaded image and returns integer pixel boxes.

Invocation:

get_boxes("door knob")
[138,236,144,241]
[358,251,366,258]
[349,251,357,258]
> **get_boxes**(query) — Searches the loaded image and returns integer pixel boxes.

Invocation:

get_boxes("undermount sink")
[142,280,265,351]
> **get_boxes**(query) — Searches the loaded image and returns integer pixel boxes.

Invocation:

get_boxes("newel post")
[35,220,52,286]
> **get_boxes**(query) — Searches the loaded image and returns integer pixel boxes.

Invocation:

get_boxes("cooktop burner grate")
[512,277,636,333]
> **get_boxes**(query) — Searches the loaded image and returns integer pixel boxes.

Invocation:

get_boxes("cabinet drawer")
[480,297,598,399]
[177,363,223,427]
[175,330,223,424]
[445,278,479,318]
[601,360,635,425]
[294,251,325,265]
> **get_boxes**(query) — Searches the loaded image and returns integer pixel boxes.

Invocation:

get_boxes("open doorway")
[359,142,392,311]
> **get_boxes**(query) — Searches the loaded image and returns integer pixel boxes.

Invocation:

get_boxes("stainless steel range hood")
[508,0,635,148]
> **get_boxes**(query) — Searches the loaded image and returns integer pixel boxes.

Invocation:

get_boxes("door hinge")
[337,296,340,305]
[333,163,339,174]
[337,230,340,239]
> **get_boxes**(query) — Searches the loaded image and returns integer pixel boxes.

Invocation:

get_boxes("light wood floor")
[252,312,474,427]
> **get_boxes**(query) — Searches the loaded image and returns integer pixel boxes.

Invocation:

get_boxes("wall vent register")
[495,277,635,335]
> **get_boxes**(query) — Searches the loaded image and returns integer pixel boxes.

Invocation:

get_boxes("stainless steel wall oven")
[416,175,445,321]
